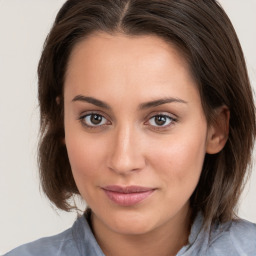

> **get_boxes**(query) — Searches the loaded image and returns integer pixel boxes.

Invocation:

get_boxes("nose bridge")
[108,122,144,174]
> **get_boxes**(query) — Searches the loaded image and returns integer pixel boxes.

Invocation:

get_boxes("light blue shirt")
[5,212,256,255]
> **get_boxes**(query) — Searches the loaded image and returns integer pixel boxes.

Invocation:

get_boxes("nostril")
[107,149,145,174]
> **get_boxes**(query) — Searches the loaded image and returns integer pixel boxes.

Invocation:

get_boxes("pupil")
[155,116,166,126]
[91,114,102,125]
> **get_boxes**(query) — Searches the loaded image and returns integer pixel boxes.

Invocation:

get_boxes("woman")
[6,0,256,255]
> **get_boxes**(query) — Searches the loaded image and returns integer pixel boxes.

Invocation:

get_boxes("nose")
[107,124,146,175]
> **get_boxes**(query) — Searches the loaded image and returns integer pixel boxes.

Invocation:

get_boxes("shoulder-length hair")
[38,0,256,227]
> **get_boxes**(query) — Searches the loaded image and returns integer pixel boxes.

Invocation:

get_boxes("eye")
[148,114,175,127]
[80,113,108,127]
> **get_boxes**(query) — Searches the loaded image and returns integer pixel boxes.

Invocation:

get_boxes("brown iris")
[90,114,103,125]
[155,115,167,126]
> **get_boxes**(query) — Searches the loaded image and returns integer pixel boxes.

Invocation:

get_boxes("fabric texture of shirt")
[5,212,256,256]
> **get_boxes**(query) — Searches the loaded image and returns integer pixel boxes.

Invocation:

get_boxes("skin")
[64,32,228,256]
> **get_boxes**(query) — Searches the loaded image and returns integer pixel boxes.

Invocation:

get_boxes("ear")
[56,96,66,145]
[206,106,230,154]
[62,137,66,145]
[56,96,61,105]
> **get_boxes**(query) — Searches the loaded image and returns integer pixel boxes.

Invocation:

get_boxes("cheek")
[65,129,106,185]
[65,134,108,207]
[148,130,207,189]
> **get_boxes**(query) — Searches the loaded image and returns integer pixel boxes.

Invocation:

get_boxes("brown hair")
[38,0,256,227]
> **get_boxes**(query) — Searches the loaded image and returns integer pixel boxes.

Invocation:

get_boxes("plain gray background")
[0,0,256,254]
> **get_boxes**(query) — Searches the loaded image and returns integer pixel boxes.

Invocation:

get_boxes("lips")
[102,185,155,206]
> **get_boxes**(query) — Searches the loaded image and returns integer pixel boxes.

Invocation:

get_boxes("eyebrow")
[72,95,187,110]
[72,95,111,109]
[139,97,187,110]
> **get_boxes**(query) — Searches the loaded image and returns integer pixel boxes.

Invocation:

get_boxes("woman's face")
[64,32,212,235]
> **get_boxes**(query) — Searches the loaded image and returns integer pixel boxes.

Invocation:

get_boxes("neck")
[90,207,192,256]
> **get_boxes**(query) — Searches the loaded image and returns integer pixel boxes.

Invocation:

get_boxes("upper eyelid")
[145,111,178,120]
[149,114,175,120]
[79,110,110,120]
[79,113,110,129]
[78,111,110,125]
[146,114,177,124]
[145,112,178,125]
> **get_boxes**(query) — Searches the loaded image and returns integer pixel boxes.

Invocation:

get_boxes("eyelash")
[78,112,177,130]
[78,112,110,129]
[145,113,177,130]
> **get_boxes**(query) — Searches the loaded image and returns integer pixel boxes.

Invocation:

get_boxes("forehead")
[64,32,198,104]
[66,32,190,79]
[69,32,183,59]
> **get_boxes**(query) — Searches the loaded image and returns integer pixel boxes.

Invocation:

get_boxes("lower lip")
[103,190,154,206]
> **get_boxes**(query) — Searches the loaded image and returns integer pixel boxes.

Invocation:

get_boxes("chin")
[104,210,159,235]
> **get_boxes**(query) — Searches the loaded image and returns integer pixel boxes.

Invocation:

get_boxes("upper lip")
[102,185,155,193]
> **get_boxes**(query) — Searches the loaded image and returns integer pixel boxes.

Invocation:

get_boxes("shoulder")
[4,214,104,256]
[208,218,256,256]
[4,227,79,256]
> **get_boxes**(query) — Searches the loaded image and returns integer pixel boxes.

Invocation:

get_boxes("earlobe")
[56,96,65,145]
[206,106,230,154]
[56,96,61,105]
